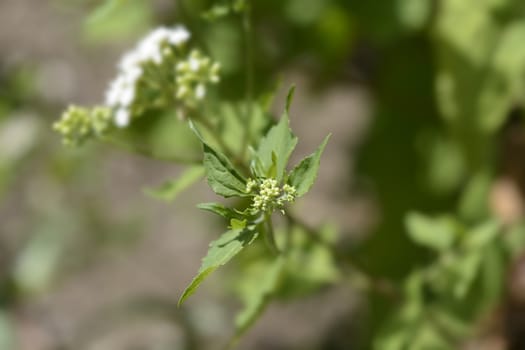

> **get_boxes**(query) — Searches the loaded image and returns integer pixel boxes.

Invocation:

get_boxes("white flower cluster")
[105,26,191,128]
[246,178,297,213]
[103,25,220,129]
[175,50,221,104]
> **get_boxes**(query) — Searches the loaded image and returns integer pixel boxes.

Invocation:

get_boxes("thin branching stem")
[102,136,201,164]
[263,212,280,255]
[241,0,254,159]
[285,212,400,300]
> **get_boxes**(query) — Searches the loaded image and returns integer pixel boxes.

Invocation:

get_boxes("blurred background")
[2,0,525,349]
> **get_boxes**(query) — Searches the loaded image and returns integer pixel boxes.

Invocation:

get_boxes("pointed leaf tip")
[288,134,330,197]
[178,228,259,306]
[285,85,296,114]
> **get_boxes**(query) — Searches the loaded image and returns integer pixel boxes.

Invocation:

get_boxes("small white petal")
[124,66,143,84]
[168,26,191,45]
[119,86,135,106]
[188,57,200,71]
[152,50,163,64]
[105,76,125,106]
[148,27,170,45]
[115,108,130,128]
[195,84,206,100]
[176,62,186,71]
[119,51,141,72]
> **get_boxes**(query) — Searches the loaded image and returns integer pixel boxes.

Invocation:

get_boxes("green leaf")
[463,220,500,249]
[178,228,258,306]
[234,258,285,339]
[453,252,481,299]
[203,143,248,197]
[397,0,432,31]
[256,110,298,181]
[479,244,505,307]
[189,120,247,197]
[230,218,247,230]
[83,0,152,43]
[0,311,14,350]
[405,212,456,251]
[14,224,68,295]
[86,0,122,25]
[285,85,296,114]
[197,202,240,219]
[410,322,451,350]
[202,4,231,21]
[288,135,330,197]
[144,166,205,202]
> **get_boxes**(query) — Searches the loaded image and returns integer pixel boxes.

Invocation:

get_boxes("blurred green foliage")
[3,0,525,349]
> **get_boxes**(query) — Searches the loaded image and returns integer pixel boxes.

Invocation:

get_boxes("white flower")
[189,57,200,72]
[115,108,130,128]
[168,26,190,46]
[119,51,141,72]
[137,39,163,64]
[195,84,206,100]
[124,66,142,85]
[148,27,170,44]
[105,76,126,106]
[119,86,135,106]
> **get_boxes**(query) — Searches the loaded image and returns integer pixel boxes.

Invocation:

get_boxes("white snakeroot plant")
[54,25,220,144]
[55,18,330,345]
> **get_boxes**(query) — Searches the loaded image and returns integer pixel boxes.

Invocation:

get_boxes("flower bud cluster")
[175,50,220,106]
[53,106,111,146]
[54,25,221,146]
[246,178,297,213]
[104,25,220,128]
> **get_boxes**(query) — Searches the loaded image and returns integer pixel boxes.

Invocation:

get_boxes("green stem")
[102,136,201,164]
[286,212,400,300]
[241,0,254,159]
[263,212,280,255]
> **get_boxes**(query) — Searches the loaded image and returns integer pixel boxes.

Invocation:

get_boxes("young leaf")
[230,218,247,230]
[178,228,259,306]
[405,212,456,251]
[144,166,205,202]
[256,108,298,181]
[288,135,330,197]
[197,202,241,219]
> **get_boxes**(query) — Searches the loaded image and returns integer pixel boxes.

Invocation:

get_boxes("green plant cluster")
[37,0,525,348]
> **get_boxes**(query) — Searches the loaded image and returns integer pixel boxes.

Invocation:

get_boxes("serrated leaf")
[234,258,285,339]
[288,135,330,197]
[179,228,258,306]
[197,202,240,219]
[189,121,248,197]
[203,143,248,197]
[144,166,205,202]
[256,111,298,181]
[405,212,456,251]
